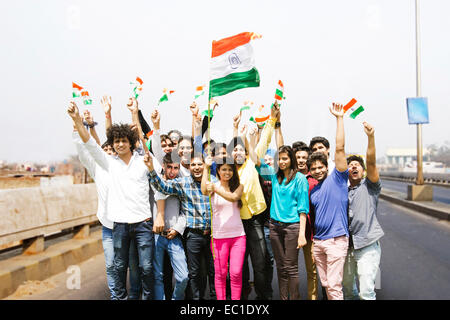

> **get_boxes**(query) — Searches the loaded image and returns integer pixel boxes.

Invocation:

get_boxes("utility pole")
[415,0,424,185]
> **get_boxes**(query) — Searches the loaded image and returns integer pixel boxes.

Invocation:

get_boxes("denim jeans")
[102,227,142,300]
[153,234,189,300]
[241,214,269,300]
[263,225,274,299]
[343,241,381,300]
[102,227,116,300]
[112,220,155,300]
[185,229,215,300]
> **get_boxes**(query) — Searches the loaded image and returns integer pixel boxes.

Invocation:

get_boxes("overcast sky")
[0,0,449,163]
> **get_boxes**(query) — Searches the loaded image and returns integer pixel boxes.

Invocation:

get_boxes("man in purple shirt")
[308,103,349,300]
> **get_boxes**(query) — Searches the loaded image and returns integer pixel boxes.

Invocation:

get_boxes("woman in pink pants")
[201,155,246,300]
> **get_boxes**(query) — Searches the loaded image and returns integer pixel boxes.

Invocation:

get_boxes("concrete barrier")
[0,184,98,247]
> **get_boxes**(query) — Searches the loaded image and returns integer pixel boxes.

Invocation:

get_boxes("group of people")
[67,94,384,301]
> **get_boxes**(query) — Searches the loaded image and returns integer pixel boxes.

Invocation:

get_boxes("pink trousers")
[313,235,349,300]
[211,235,246,300]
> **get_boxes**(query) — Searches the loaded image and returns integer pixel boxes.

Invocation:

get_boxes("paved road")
[381,179,450,205]
[5,199,450,300]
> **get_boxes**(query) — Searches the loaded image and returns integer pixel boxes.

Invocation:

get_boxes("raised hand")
[127,97,138,113]
[67,101,80,120]
[271,101,280,119]
[151,109,160,127]
[329,102,344,118]
[143,153,154,171]
[83,109,94,125]
[363,121,374,137]
[233,113,241,129]
[101,96,112,114]
[189,101,199,116]
[248,127,258,147]
[240,124,248,137]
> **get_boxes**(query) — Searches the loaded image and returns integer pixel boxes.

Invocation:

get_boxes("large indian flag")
[209,32,261,98]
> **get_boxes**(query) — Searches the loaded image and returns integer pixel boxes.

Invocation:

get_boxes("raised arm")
[232,113,241,138]
[101,96,112,134]
[150,110,165,165]
[330,103,346,172]
[83,109,101,146]
[274,107,284,148]
[138,109,152,138]
[68,101,109,170]
[127,98,146,148]
[363,122,379,183]
[201,155,214,196]
[247,127,261,167]
[201,99,218,138]
[254,101,279,158]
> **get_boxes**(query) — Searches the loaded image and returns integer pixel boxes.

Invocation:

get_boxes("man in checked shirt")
[144,151,218,300]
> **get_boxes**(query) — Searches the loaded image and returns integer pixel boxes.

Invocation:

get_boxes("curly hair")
[106,123,138,153]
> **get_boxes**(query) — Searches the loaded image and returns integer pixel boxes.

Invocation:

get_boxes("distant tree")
[427,141,450,166]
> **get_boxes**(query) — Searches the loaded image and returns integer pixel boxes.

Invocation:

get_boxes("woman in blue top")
[248,128,309,300]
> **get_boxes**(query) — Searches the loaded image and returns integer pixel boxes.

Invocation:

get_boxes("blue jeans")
[185,229,215,300]
[112,220,155,300]
[342,241,381,300]
[153,234,189,300]
[102,227,142,300]
[102,227,116,300]
[263,225,274,299]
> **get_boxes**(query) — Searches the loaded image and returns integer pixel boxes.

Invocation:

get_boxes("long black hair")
[276,145,298,185]
[215,156,242,208]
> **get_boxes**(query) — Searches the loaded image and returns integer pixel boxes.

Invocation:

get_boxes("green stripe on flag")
[349,106,364,119]
[83,99,92,105]
[275,88,283,98]
[201,109,214,118]
[158,94,168,104]
[73,92,81,98]
[209,68,260,98]
[240,106,251,112]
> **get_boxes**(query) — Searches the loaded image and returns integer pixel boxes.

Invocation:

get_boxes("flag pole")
[207,89,215,260]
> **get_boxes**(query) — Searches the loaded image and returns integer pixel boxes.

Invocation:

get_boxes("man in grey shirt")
[343,122,384,300]
[152,153,189,300]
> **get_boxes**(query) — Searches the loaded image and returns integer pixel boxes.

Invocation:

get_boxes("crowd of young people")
[67,95,384,301]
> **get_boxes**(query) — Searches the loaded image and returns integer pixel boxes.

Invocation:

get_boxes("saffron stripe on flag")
[349,106,364,119]
[212,32,257,58]
[72,82,83,90]
[344,98,357,113]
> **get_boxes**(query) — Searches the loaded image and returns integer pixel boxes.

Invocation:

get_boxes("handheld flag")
[130,77,144,99]
[158,88,175,105]
[209,32,262,98]
[344,98,365,119]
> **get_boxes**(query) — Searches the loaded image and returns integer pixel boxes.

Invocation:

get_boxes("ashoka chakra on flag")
[209,32,261,98]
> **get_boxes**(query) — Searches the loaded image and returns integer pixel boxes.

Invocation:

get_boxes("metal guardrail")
[380,172,450,187]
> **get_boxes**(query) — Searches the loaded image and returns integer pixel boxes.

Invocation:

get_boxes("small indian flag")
[274,80,284,101]
[194,85,205,100]
[209,32,261,98]
[130,77,144,99]
[81,90,92,105]
[158,89,175,105]
[72,82,83,98]
[240,100,253,113]
[344,98,365,119]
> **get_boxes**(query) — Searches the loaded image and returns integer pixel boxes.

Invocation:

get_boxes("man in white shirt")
[68,101,154,300]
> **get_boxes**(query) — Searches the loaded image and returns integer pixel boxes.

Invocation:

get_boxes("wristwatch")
[275,122,281,128]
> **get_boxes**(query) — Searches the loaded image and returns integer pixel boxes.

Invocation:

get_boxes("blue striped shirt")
[148,170,216,231]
